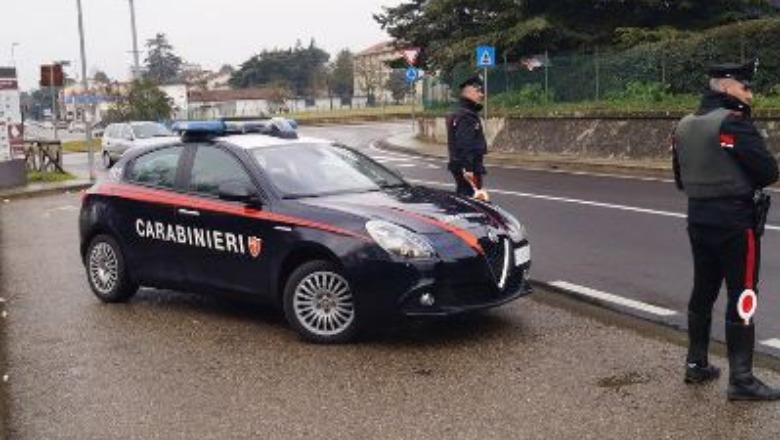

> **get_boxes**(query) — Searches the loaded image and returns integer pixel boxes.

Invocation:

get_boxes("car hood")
[297,185,508,235]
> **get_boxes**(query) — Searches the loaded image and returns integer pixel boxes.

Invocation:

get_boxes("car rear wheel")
[85,234,137,303]
[102,151,114,169]
[283,260,358,343]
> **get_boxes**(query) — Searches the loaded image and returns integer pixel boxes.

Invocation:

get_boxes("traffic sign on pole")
[403,48,421,66]
[476,46,496,68]
[405,67,420,83]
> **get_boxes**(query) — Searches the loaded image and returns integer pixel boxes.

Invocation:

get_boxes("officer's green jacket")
[672,91,779,228]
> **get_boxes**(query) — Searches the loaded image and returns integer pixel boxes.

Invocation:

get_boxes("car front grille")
[480,235,510,290]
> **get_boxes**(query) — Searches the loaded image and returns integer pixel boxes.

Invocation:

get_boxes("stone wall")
[418,116,780,160]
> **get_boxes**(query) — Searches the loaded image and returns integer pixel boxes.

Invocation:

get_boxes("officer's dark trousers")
[686,224,760,366]
[451,171,483,197]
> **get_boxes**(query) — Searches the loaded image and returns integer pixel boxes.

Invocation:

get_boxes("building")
[353,41,422,106]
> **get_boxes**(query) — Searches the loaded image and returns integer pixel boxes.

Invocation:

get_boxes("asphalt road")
[4,189,780,438]
[362,127,780,356]
[62,122,780,352]
[2,122,778,438]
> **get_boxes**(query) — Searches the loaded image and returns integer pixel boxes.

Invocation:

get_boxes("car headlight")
[366,220,436,260]
[492,205,527,243]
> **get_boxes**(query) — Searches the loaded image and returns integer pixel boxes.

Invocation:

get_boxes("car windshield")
[131,122,173,139]
[251,143,406,198]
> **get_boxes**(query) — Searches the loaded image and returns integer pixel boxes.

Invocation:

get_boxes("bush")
[605,81,671,102]
[609,18,780,94]
[491,84,554,108]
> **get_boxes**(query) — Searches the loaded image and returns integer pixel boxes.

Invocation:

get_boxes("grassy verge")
[26,171,76,183]
[289,105,414,121]
[61,139,101,154]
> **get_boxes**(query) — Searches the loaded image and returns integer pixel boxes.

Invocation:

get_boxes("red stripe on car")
[89,183,370,241]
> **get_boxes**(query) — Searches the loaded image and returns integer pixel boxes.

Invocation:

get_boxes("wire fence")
[420,47,768,109]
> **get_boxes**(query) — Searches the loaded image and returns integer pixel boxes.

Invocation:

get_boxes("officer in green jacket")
[673,60,780,401]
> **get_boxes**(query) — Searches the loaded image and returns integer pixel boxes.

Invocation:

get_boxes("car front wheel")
[283,260,358,343]
[85,234,137,303]
[102,152,114,169]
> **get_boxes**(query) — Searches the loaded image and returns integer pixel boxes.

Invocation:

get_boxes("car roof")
[217,134,334,150]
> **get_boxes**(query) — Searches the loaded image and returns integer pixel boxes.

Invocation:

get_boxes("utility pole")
[129,0,141,79]
[76,0,95,182]
[10,43,19,68]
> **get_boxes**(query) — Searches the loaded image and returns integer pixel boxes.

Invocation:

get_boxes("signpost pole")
[483,66,488,139]
[50,65,58,141]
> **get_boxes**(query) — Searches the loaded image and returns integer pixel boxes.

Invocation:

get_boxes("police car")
[79,119,532,343]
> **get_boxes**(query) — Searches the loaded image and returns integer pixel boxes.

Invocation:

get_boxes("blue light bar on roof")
[171,120,226,135]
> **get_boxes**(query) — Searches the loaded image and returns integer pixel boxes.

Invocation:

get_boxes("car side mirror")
[218,181,262,206]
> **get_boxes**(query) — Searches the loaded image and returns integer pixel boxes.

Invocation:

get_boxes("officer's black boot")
[685,313,720,384]
[726,322,780,401]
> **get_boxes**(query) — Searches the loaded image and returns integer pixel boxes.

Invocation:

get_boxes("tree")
[386,69,409,104]
[93,70,111,84]
[373,0,778,74]
[144,33,183,85]
[218,64,235,76]
[266,80,294,113]
[354,56,385,106]
[230,39,330,97]
[330,49,354,100]
[105,79,173,122]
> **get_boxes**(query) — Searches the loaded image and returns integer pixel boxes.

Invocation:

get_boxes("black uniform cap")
[458,75,484,90]
[707,59,759,85]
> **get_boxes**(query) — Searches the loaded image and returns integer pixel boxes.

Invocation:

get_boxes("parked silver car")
[101,121,180,168]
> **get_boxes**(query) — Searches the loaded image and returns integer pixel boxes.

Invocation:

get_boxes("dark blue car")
[79,121,532,343]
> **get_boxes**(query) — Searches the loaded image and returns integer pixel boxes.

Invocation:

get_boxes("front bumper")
[349,238,531,321]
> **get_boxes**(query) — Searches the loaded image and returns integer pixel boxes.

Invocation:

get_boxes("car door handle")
[177,208,200,217]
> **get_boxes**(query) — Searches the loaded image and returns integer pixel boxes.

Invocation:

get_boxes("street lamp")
[128,0,141,79]
[76,0,95,182]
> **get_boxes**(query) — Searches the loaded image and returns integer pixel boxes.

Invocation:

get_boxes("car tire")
[283,260,358,344]
[85,234,137,303]
[102,152,114,169]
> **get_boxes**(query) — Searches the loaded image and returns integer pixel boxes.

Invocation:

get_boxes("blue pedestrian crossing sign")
[476,46,496,68]
[405,67,420,83]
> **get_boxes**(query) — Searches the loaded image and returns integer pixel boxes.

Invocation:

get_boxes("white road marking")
[407,178,780,232]
[370,140,780,191]
[549,281,678,317]
[760,339,780,350]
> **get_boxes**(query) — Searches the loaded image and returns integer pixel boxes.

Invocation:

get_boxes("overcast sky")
[1,0,403,91]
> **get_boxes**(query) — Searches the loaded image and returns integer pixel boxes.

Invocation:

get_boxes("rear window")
[126,146,184,189]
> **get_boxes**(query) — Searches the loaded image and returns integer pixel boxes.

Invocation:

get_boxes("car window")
[188,146,254,197]
[251,143,405,198]
[105,124,117,138]
[126,146,184,189]
[131,122,173,139]
[121,125,134,140]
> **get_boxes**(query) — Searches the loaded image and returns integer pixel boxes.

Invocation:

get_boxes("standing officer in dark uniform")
[673,60,780,401]
[447,75,487,197]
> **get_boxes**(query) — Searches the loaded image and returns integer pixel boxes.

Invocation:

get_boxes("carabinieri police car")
[79,119,532,343]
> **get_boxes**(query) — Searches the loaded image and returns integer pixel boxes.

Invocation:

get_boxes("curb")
[376,136,675,181]
[533,280,780,370]
[0,180,93,201]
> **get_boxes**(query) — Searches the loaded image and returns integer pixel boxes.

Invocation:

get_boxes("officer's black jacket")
[673,91,779,228]
[447,98,487,173]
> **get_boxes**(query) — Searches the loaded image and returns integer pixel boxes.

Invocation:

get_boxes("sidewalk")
[378,132,674,179]
[0,179,93,201]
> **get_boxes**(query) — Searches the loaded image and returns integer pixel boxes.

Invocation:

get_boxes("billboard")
[0,67,24,161]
